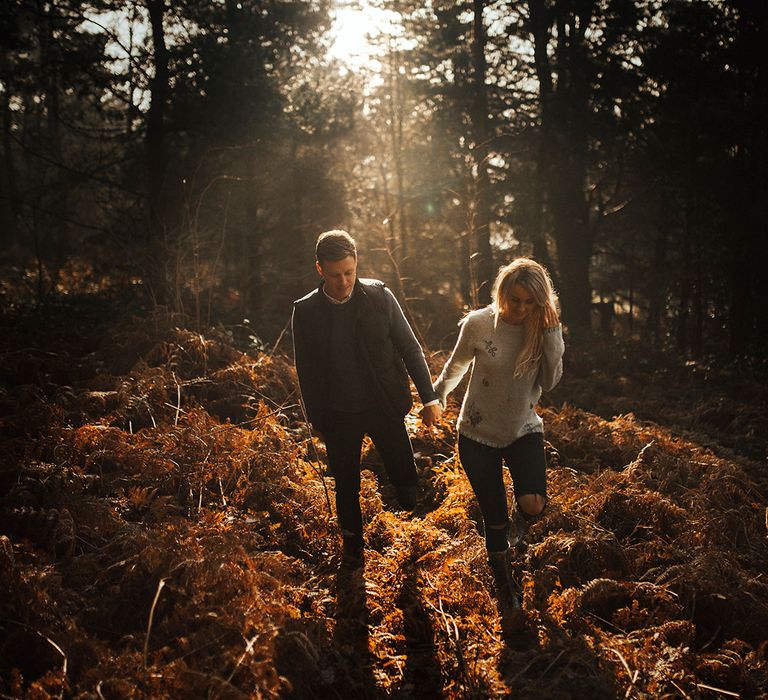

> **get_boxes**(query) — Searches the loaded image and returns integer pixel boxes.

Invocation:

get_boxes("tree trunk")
[529,0,557,287]
[470,0,494,304]
[693,232,703,356]
[145,0,170,305]
[528,0,594,331]
[647,220,668,347]
[627,231,635,333]
[290,139,305,299]
[388,44,409,264]
[45,5,68,268]
[460,229,472,305]
[379,159,396,246]
[30,1,67,301]
[531,142,557,284]
[676,208,691,355]
[126,2,140,135]
[728,255,752,355]
[728,3,766,355]
[0,80,18,247]
[552,202,592,330]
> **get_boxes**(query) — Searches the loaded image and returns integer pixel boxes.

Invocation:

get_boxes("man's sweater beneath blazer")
[292,278,438,430]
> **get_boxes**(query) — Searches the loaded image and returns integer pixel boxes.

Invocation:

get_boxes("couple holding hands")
[292,230,564,607]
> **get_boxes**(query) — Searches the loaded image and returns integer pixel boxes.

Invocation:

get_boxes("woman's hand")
[543,302,560,329]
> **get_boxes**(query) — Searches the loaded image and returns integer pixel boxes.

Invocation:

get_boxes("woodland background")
[1,0,767,352]
[1,1,768,698]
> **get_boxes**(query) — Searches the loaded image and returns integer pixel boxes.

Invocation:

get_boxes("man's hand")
[420,403,442,427]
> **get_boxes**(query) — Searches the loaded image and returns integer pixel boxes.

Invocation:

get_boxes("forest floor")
[1,283,767,699]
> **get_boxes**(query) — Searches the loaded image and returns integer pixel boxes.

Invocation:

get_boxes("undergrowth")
[1,295,766,698]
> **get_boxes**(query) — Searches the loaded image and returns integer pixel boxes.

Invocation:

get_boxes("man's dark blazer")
[291,278,438,431]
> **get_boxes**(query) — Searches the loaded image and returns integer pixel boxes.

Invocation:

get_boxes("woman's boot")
[487,548,520,611]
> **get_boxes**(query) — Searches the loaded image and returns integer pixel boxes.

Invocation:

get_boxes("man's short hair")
[316,230,357,265]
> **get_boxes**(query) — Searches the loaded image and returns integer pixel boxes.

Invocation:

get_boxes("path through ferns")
[1,300,767,698]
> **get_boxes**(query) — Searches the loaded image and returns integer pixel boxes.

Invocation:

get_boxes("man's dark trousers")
[323,407,417,546]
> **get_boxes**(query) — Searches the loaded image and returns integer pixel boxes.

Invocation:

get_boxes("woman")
[432,258,565,605]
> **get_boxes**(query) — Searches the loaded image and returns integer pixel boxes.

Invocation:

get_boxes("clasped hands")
[419,402,442,427]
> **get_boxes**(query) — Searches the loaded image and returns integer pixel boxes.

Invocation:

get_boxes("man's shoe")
[394,484,418,511]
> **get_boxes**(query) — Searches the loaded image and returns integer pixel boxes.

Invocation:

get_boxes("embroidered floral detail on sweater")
[466,401,483,427]
[484,339,498,357]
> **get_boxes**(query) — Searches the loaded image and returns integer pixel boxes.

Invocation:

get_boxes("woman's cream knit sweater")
[434,306,565,448]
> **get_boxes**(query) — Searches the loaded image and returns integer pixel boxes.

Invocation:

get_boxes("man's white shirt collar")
[322,285,354,304]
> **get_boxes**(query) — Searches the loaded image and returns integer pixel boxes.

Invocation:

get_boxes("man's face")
[317,255,357,301]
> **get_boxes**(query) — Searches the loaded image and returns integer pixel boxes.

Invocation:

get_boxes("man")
[292,230,441,565]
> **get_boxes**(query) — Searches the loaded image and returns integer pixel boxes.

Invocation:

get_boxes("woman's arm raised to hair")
[543,301,560,329]
[538,323,565,391]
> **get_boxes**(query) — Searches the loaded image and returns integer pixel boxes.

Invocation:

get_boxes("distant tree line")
[1,0,765,357]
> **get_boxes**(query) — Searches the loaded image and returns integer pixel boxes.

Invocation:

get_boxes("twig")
[0,348,61,357]
[143,578,168,669]
[609,647,639,698]
[58,11,152,80]
[181,668,251,699]
[695,683,740,698]
[163,401,188,415]
[508,654,541,683]
[222,633,259,688]
[197,448,212,514]
[699,624,722,652]
[208,403,300,433]
[422,572,475,695]
[37,632,67,698]
[536,648,565,680]
[670,680,693,700]
[162,631,229,665]
[173,372,182,426]
[297,401,334,525]
[625,440,655,477]
[266,315,292,360]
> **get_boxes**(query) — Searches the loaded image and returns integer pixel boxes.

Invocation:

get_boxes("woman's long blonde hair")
[492,258,559,378]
